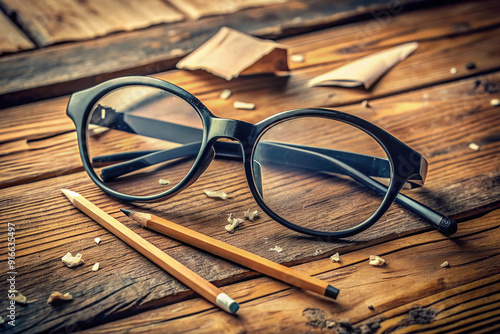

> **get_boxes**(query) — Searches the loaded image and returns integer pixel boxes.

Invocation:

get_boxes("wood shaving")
[361,100,371,108]
[62,252,84,268]
[94,237,101,245]
[92,262,100,271]
[225,213,243,233]
[88,124,109,136]
[204,190,229,200]
[440,261,449,268]
[450,67,457,74]
[158,178,170,185]
[290,54,305,63]
[490,98,500,106]
[220,89,232,100]
[330,252,340,262]
[234,101,255,110]
[468,143,480,151]
[10,290,28,305]
[244,209,259,221]
[269,245,283,253]
[47,291,73,304]
[369,255,385,266]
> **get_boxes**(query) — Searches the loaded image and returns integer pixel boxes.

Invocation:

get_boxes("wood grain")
[0,0,184,46]
[82,209,500,333]
[0,10,34,55]
[0,1,498,332]
[168,0,288,20]
[0,71,498,332]
[0,0,434,108]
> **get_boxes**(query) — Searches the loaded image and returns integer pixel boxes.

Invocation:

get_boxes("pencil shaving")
[225,214,243,234]
[62,252,85,267]
[10,290,28,304]
[330,252,340,262]
[468,143,480,151]
[244,209,259,221]
[290,54,305,63]
[440,261,449,268]
[92,262,100,271]
[234,101,255,110]
[159,179,170,185]
[369,255,385,266]
[220,89,232,100]
[204,190,229,200]
[269,245,283,253]
[47,291,73,304]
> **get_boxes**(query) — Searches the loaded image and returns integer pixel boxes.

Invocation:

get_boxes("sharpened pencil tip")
[61,189,79,203]
[120,208,135,216]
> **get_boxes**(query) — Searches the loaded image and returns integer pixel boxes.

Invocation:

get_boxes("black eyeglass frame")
[67,76,456,239]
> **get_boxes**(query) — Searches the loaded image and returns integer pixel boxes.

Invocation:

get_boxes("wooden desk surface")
[1,1,499,333]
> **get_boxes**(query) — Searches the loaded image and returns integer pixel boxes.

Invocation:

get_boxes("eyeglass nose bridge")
[208,118,256,149]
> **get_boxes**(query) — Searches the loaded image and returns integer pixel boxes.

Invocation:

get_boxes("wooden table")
[1,1,499,333]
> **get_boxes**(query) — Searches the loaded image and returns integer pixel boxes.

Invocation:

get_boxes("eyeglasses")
[67,76,457,239]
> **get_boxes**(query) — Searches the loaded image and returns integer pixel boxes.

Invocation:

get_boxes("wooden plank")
[1,68,499,215]
[76,210,500,333]
[0,10,34,54]
[0,72,498,332]
[168,0,288,20]
[0,0,435,108]
[0,0,184,47]
[1,0,499,143]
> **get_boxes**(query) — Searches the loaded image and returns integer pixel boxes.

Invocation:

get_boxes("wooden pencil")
[61,189,239,314]
[121,209,340,300]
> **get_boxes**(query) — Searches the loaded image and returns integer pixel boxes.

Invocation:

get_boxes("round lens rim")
[72,76,211,202]
[247,109,400,238]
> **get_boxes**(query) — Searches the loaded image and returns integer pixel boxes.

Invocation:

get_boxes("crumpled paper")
[308,42,419,89]
[176,27,289,80]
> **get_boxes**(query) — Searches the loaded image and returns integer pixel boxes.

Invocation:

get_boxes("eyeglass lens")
[253,117,391,232]
[86,85,204,197]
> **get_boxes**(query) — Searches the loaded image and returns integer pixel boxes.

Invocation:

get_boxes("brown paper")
[176,27,289,80]
[308,42,419,89]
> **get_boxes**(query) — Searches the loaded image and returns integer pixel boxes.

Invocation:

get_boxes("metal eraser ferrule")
[216,293,239,314]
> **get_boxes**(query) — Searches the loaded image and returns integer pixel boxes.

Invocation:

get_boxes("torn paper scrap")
[309,42,418,89]
[177,27,289,80]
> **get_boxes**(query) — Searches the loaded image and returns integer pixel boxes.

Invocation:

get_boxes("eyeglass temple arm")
[89,111,456,235]
[259,143,457,236]
[94,140,395,184]
[90,111,422,186]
